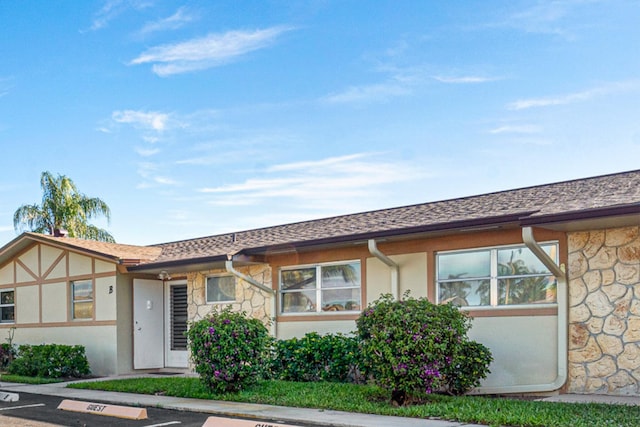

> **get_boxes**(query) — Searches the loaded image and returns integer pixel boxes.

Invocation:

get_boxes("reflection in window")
[72,280,93,320]
[206,275,236,303]
[0,289,15,323]
[280,262,361,314]
[436,243,558,308]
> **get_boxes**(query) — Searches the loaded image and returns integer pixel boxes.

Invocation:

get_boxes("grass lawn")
[68,377,640,427]
[0,374,66,384]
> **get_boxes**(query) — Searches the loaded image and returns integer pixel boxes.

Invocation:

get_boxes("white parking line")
[143,422,181,427]
[0,403,46,411]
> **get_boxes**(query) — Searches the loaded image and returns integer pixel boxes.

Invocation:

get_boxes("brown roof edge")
[127,254,229,272]
[520,204,640,227]
[242,212,538,255]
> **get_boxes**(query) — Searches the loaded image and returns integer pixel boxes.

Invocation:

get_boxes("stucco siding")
[13,325,118,377]
[16,285,39,323]
[366,252,427,303]
[0,263,12,285]
[469,315,558,389]
[68,252,92,277]
[42,282,67,323]
[95,276,117,321]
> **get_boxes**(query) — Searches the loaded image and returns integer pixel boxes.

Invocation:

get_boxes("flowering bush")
[356,293,492,404]
[270,332,363,383]
[187,308,272,393]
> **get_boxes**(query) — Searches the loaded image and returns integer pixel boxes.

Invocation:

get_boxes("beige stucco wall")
[16,285,39,323]
[366,253,427,303]
[42,282,67,323]
[568,226,640,395]
[469,315,558,388]
[187,264,273,326]
[0,240,125,376]
[12,325,119,377]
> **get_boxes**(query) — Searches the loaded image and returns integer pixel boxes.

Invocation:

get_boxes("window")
[436,243,558,308]
[206,275,236,303]
[280,261,361,314]
[72,280,93,319]
[0,289,14,323]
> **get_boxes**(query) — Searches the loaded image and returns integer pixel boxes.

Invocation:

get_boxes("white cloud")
[489,124,541,134]
[135,146,160,156]
[508,81,640,110]
[138,7,195,35]
[433,75,501,84]
[130,26,294,76]
[322,82,409,104]
[112,110,170,131]
[89,0,150,31]
[198,153,425,209]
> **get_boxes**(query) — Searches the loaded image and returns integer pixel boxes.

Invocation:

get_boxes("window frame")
[436,242,559,310]
[0,289,15,324]
[205,274,237,304]
[279,260,362,315]
[71,279,94,320]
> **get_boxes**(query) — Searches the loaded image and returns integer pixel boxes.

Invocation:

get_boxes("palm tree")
[13,171,115,242]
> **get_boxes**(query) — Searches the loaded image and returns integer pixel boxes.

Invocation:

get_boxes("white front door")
[165,281,189,367]
[133,279,164,369]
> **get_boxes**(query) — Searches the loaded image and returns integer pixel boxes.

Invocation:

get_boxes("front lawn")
[68,377,640,427]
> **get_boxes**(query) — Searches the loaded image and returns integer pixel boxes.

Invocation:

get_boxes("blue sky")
[1,1,639,245]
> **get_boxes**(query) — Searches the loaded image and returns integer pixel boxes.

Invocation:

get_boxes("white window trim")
[436,241,559,310]
[279,260,362,316]
[205,274,236,304]
[0,288,15,324]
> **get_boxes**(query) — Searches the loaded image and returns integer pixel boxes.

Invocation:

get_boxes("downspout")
[225,260,276,336]
[476,226,568,394]
[368,239,399,300]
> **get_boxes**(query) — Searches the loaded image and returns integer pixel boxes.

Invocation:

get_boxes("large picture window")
[280,261,361,314]
[0,289,15,323]
[71,280,93,320]
[436,243,558,308]
[206,275,236,303]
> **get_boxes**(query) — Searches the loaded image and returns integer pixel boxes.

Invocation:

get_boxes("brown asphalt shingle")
[148,169,640,265]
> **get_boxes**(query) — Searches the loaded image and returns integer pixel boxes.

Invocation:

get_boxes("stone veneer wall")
[186,264,273,326]
[568,226,640,395]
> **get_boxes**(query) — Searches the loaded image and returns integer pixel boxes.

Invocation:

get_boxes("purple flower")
[208,327,216,335]
[223,319,231,324]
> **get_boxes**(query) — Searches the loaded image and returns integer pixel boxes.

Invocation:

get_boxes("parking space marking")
[58,399,148,420]
[143,422,182,427]
[0,403,46,411]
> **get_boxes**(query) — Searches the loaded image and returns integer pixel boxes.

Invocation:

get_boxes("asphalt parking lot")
[0,390,306,427]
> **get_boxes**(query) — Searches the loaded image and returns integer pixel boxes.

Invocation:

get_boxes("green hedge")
[7,344,91,378]
[271,332,363,383]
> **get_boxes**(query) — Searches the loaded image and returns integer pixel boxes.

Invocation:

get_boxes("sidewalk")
[0,378,485,427]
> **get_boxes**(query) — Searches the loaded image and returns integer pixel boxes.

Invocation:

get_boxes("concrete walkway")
[0,378,485,427]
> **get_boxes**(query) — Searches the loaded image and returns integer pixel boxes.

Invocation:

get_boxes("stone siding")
[186,264,273,326]
[568,226,640,395]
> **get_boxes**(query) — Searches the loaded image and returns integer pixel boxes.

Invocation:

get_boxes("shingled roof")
[144,169,640,267]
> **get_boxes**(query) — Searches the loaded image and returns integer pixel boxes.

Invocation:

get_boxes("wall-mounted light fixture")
[158,270,171,281]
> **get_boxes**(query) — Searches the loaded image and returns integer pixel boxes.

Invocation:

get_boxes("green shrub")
[187,307,272,393]
[7,344,90,378]
[356,293,492,404]
[0,343,16,369]
[271,332,363,383]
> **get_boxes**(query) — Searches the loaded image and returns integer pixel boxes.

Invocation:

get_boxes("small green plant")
[7,344,90,378]
[0,327,17,369]
[187,307,272,393]
[271,332,363,383]
[356,293,492,404]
